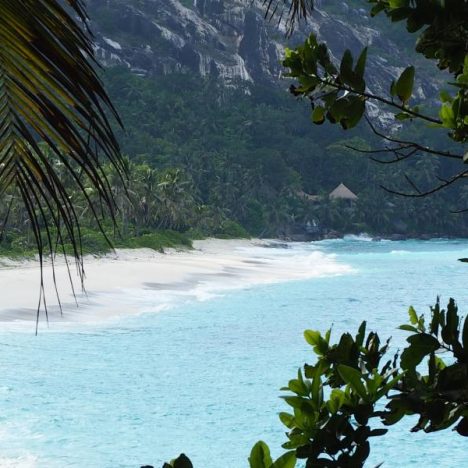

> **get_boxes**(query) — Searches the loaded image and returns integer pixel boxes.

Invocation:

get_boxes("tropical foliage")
[3,63,468,261]
[256,298,468,467]
[0,157,231,258]
[163,299,468,468]
[160,1,468,466]
[100,67,468,239]
[0,0,125,302]
[2,1,468,271]
[238,1,468,466]
[283,0,468,197]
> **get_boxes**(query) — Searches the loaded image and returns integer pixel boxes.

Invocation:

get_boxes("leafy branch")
[0,0,126,327]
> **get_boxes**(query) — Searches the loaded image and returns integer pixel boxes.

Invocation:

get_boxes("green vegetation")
[0,152,253,258]
[0,0,125,274]
[0,228,192,259]
[249,298,468,467]
[161,0,468,466]
[164,299,468,468]
[100,67,468,240]
[1,0,467,464]
[245,1,468,466]
[6,63,468,260]
[2,1,467,261]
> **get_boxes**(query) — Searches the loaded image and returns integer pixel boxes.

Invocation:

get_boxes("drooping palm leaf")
[262,0,314,33]
[0,0,125,327]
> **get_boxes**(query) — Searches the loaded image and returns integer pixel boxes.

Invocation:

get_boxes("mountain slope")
[88,0,438,109]
[83,1,465,238]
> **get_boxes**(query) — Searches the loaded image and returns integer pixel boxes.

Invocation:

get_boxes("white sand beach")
[0,239,352,329]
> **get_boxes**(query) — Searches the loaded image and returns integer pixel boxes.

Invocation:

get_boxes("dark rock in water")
[324,230,342,239]
[372,237,382,242]
[287,234,310,242]
[263,242,290,249]
[388,234,407,241]
[419,234,433,240]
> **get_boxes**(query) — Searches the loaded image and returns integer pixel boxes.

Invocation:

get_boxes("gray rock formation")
[87,0,439,123]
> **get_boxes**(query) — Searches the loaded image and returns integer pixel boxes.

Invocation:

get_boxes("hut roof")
[329,183,358,201]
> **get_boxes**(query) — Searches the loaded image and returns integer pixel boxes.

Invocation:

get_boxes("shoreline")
[282,231,468,242]
[0,238,352,329]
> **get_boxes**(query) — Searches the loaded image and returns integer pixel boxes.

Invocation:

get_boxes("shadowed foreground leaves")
[0,0,125,326]
[161,299,468,467]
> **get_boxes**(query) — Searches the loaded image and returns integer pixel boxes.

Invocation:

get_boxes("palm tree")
[0,0,311,322]
[262,0,313,33]
[0,0,126,323]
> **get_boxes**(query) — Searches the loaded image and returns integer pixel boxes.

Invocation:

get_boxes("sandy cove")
[0,239,352,329]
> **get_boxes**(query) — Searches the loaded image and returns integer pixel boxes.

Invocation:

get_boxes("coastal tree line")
[1,139,467,258]
[4,64,468,258]
[2,0,468,259]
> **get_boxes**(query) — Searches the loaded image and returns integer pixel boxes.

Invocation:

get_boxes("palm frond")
[0,0,125,327]
[262,0,314,34]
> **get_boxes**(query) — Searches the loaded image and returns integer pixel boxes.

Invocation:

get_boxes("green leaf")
[343,97,366,129]
[439,103,456,127]
[355,47,368,79]
[401,334,440,370]
[370,4,385,16]
[279,412,295,429]
[395,66,415,103]
[395,112,412,121]
[389,0,410,11]
[440,90,452,103]
[429,300,441,335]
[441,298,459,345]
[356,321,366,348]
[304,330,328,354]
[312,106,326,124]
[249,441,273,468]
[340,50,365,91]
[408,306,418,325]
[304,330,321,346]
[327,388,346,413]
[340,49,354,76]
[271,451,296,468]
[172,454,193,468]
[337,364,368,400]
[462,316,468,352]
[311,371,322,405]
[375,373,402,399]
[398,324,418,333]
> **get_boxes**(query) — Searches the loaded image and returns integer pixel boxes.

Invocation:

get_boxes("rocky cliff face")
[87,0,438,121]
[87,0,285,84]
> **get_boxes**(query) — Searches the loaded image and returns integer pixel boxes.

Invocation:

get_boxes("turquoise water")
[1,239,467,467]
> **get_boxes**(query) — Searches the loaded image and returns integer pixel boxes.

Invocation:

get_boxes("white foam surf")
[0,239,353,330]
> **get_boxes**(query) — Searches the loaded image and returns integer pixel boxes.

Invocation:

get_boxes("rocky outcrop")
[87,0,280,84]
[87,0,439,113]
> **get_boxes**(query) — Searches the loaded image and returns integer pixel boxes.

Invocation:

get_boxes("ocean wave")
[0,456,38,468]
[343,234,374,242]
[0,239,354,330]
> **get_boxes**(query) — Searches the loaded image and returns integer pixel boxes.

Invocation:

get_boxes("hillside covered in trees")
[1,0,467,258]
[104,66,467,237]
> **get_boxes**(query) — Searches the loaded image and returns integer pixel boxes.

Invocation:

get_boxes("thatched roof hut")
[329,183,358,201]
